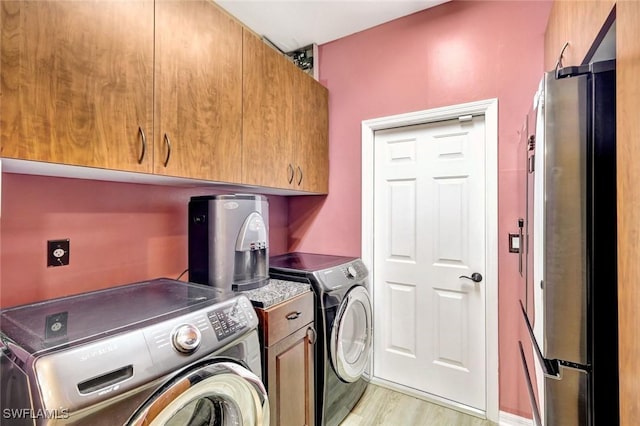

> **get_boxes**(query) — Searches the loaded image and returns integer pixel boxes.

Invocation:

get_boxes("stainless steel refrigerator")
[520,59,618,426]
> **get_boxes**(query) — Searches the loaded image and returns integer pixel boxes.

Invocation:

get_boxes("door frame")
[361,98,499,422]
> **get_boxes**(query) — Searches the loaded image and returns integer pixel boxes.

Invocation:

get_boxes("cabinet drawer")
[258,292,314,346]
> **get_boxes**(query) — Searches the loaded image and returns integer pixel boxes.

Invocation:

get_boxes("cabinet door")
[293,72,329,194]
[0,0,153,172]
[155,0,242,182]
[544,0,615,69]
[265,324,315,426]
[242,30,295,189]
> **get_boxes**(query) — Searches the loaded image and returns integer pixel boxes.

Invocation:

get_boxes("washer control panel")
[207,301,250,340]
[142,294,258,368]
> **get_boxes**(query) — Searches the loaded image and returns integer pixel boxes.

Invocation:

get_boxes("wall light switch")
[508,233,520,253]
[48,239,70,267]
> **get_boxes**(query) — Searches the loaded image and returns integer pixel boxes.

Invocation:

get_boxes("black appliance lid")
[269,252,358,272]
[0,278,231,354]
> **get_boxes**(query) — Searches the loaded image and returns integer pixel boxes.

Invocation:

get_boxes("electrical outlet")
[47,239,70,267]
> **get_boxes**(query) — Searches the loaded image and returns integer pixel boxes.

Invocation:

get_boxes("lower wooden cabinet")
[255,292,315,426]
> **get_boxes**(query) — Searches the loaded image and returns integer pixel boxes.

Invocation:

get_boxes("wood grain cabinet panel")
[293,71,329,194]
[243,30,329,194]
[242,29,296,189]
[1,1,327,193]
[0,0,154,172]
[259,290,314,346]
[616,2,640,424]
[154,0,242,182]
[256,292,315,426]
[544,0,615,69]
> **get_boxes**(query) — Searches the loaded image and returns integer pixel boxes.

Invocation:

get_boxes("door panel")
[154,0,242,181]
[389,180,417,259]
[433,176,468,265]
[293,71,329,193]
[434,288,467,369]
[0,0,153,172]
[242,30,295,189]
[373,117,486,410]
[387,282,416,356]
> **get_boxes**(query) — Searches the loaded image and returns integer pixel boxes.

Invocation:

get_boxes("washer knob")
[346,266,358,279]
[172,324,201,354]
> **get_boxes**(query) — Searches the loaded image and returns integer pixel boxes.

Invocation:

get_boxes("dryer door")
[330,286,373,383]
[127,359,269,426]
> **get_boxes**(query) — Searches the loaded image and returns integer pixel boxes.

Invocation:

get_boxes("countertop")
[242,279,311,309]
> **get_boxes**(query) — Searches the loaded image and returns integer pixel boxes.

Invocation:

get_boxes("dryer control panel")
[313,259,369,292]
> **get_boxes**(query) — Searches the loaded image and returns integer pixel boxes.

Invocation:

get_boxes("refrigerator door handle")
[520,301,560,378]
[519,341,543,426]
[557,359,591,374]
[521,300,592,377]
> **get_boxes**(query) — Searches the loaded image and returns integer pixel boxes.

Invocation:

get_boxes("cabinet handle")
[306,327,317,344]
[296,166,303,186]
[288,164,294,184]
[137,127,147,164]
[163,133,172,167]
[286,311,302,320]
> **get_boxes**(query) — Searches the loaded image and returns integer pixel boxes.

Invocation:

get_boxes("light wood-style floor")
[340,384,497,426]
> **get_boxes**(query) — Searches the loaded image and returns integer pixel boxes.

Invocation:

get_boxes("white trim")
[361,98,499,423]
[499,410,534,426]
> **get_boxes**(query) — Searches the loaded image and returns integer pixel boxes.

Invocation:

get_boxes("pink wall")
[0,173,289,308]
[289,0,552,418]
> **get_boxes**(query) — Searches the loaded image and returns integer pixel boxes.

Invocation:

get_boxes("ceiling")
[215,0,449,53]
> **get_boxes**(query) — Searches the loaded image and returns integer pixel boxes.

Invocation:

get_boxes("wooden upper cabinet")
[293,71,329,194]
[242,29,295,189]
[154,1,242,182]
[243,29,329,193]
[544,0,616,70]
[1,1,328,193]
[0,0,154,172]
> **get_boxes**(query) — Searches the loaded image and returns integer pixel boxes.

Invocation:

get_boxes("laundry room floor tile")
[340,384,497,426]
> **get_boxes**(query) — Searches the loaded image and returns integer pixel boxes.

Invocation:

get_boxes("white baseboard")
[499,410,533,426]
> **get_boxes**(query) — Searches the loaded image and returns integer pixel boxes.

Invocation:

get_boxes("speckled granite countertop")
[242,279,311,309]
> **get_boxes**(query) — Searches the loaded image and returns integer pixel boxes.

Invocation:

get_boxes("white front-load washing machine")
[0,278,269,426]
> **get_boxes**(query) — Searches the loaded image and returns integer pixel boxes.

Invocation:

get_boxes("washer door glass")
[330,286,373,382]
[127,360,269,426]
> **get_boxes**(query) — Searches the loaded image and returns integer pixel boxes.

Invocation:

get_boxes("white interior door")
[373,116,487,411]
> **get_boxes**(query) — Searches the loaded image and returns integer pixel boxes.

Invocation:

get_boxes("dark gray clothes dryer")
[269,252,372,426]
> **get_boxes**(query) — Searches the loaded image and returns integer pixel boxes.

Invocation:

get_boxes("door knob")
[459,272,483,283]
